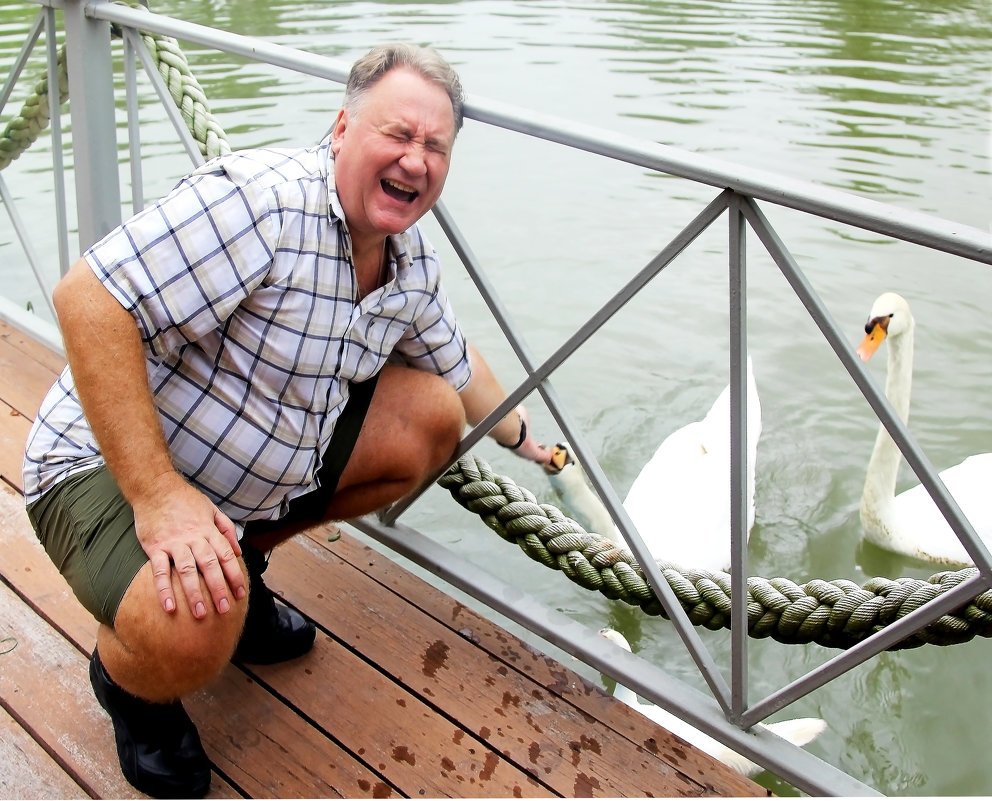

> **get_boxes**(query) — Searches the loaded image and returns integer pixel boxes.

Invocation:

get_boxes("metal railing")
[3,1,991,794]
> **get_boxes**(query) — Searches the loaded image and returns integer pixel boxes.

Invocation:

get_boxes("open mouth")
[381,178,418,203]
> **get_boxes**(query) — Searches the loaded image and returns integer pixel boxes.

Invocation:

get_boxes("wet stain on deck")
[392,745,416,766]
[422,639,449,677]
[479,751,499,781]
[574,771,603,797]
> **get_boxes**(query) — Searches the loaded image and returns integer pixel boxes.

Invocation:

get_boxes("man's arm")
[53,259,246,618]
[459,344,550,464]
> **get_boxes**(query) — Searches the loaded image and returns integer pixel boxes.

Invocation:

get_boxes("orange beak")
[857,323,887,362]
[544,444,573,475]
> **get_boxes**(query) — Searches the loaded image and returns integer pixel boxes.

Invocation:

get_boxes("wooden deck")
[0,319,767,799]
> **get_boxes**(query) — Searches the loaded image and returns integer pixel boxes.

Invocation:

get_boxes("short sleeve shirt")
[22,137,471,521]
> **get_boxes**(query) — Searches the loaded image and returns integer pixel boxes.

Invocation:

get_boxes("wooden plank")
[188,666,401,800]
[258,536,627,796]
[0,319,66,376]
[0,397,31,493]
[246,628,553,798]
[0,322,64,419]
[318,530,766,797]
[0,704,87,800]
[0,319,63,493]
[0,580,241,799]
[259,530,758,798]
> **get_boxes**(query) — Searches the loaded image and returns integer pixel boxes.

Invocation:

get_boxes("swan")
[545,358,761,573]
[857,292,992,565]
[598,627,827,777]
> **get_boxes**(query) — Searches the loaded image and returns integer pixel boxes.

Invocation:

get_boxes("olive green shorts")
[26,376,378,627]
[26,465,145,626]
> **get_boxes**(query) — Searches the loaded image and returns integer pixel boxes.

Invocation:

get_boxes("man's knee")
[423,375,466,460]
[110,560,248,699]
[378,366,465,460]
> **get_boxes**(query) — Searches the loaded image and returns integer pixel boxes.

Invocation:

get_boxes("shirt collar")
[318,134,347,225]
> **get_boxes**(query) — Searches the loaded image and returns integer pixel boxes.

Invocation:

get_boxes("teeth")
[383,178,416,194]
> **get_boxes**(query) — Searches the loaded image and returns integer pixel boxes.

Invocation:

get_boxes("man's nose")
[399,142,428,175]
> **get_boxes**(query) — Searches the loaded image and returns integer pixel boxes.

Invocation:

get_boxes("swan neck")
[864,325,913,505]
[883,326,913,422]
[612,683,639,707]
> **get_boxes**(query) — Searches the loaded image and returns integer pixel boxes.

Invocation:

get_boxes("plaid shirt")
[23,137,471,520]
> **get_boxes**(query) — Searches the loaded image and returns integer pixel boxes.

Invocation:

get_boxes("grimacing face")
[331,67,456,244]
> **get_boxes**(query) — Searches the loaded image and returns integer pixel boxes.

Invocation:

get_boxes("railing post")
[63,0,122,249]
[728,192,749,723]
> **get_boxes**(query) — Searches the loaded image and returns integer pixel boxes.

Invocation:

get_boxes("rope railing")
[0,45,68,171]
[133,23,230,159]
[438,454,992,651]
[0,1,229,172]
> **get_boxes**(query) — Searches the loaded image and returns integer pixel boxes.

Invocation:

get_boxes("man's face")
[331,67,456,241]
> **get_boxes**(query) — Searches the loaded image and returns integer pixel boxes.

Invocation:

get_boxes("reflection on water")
[1,0,990,794]
[845,655,927,793]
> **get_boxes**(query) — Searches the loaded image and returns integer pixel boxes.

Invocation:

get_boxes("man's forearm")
[460,344,549,464]
[460,344,522,444]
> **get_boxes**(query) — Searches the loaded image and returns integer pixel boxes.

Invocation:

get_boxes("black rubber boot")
[234,542,316,664]
[89,649,211,799]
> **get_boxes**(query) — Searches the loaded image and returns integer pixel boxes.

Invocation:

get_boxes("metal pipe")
[122,31,145,215]
[44,7,70,281]
[62,0,121,246]
[727,193,750,722]
[1,11,45,113]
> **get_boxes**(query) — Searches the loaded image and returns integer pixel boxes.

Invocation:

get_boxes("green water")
[1,0,990,794]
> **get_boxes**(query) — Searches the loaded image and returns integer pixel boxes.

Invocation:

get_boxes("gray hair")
[344,43,465,133]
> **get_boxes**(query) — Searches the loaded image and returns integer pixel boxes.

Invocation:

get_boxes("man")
[23,43,549,798]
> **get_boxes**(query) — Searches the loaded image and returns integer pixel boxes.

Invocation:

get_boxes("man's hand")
[133,473,246,619]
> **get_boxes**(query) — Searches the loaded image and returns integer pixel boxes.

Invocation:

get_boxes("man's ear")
[330,108,348,153]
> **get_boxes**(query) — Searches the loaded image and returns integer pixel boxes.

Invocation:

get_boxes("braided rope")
[0,46,69,171]
[135,26,230,159]
[0,3,229,172]
[438,454,992,651]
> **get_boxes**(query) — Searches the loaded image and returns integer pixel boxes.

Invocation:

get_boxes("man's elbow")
[52,259,101,326]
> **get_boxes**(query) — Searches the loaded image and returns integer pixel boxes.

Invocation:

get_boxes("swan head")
[857,292,914,362]
[598,627,633,652]
[543,443,574,475]
[543,443,589,498]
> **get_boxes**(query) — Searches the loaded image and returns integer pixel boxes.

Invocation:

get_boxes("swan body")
[546,359,760,573]
[598,628,827,777]
[858,292,992,565]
